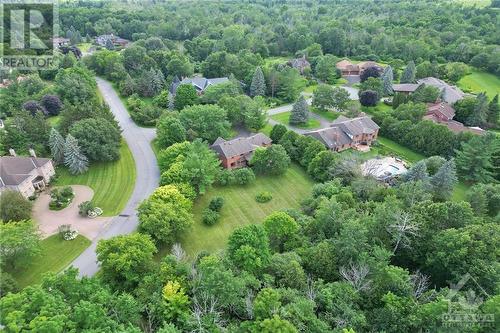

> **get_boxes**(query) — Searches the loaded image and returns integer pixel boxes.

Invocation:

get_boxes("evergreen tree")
[392,92,408,109]
[49,128,65,164]
[455,133,499,183]
[381,65,394,95]
[64,134,89,175]
[467,92,488,127]
[250,66,266,97]
[402,160,429,183]
[150,69,165,96]
[487,94,499,125]
[289,95,309,125]
[430,159,457,201]
[400,61,416,83]
[105,38,114,50]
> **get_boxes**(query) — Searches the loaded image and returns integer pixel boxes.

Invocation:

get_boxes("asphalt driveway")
[69,78,159,277]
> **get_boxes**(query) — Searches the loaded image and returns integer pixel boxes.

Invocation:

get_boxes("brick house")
[423,102,484,135]
[0,151,55,198]
[336,60,383,77]
[210,133,272,169]
[305,116,380,152]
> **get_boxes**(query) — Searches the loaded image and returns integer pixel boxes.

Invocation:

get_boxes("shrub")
[78,201,95,216]
[215,169,234,186]
[209,196,224,212]
[202,208,220,226]
[255,191,273,203]
[232,168,256,185]
[49,186,74,210]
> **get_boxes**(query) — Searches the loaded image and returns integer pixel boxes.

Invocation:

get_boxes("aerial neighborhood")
[0,1,499,332]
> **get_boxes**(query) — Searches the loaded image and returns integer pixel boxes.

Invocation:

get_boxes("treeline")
[59,0,500,75]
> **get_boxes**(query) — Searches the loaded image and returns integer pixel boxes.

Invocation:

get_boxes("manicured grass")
[7,234,91,288]
[54,140,136,216]
[261,123,273,137]
[264,56,289,66]
[311,107,341,121]
[174,164,314,258]
[458,70,500,99]
[376,137,426,163]
[271,111,321,129]
[77,42,92,52]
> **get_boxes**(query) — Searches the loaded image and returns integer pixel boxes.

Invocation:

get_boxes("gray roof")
[305,116,379,150]
[210,133,272,159]
[392,83,421,93]
[0,156,51,186]
[174,77,229,93]
[332,115,379,136]
[417,77,465,104]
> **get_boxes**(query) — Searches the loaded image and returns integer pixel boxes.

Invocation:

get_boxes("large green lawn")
[458,70,500,99]
[311,107,341,121]
[271,111,321,129]
[55,140,136,216]
[6,235,91,288]
[175,164,314,258]
[376,137,426,163]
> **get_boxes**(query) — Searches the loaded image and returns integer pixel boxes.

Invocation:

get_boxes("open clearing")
[175,164,314,258]
[458,70,500,99]
[55,140,136,216]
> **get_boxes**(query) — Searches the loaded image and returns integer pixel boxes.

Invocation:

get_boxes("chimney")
[29,148,37,158]
[8,148,16,156]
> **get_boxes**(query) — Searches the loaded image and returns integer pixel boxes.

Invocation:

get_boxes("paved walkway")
[69,78,160,277]
[34,185,111,240]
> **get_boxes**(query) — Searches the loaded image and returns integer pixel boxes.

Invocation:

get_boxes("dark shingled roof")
[392,83,421,93]
[0,156,51,186]
[210,133,272,159]
[305,116,379,150]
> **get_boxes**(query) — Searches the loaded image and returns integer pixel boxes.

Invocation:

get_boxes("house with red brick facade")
[423,102,484,135]
[210,133,272,169]
[305,116,379,152]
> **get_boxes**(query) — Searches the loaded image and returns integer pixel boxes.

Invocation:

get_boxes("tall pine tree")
[381,65,394,96]
[430,159,457,201]
[49,128,65,164]
[403,160,429,183]
[487,94,499,126]
[64,134,89,175]
[467,92,488,127]
[455,133,499,183]
[289,95,309,125]
[400,61,416,83]
[250,66,266,97]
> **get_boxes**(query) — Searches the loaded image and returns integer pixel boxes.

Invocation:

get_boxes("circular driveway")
[33,185,111,240]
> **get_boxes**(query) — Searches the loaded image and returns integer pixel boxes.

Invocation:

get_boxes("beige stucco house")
[0,152,55,198]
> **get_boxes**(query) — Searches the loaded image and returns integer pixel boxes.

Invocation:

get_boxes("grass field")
[7,235,91,288]
[311,107,341,121]
[173,164,314,258]
[77,42,92,52]
[271,111,321,129]
[458,70,500,99]
[55,140,136,216]
[376,137,426,163]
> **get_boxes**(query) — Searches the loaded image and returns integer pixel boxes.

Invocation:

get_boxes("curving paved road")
[70,78,159,277]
